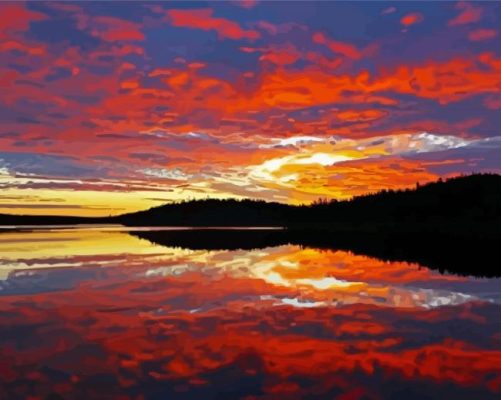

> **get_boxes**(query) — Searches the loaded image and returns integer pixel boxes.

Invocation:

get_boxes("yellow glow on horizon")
[0,186,246,217]
[0,133,462,216]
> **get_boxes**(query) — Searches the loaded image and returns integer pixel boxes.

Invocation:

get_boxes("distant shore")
[1,174,500,277]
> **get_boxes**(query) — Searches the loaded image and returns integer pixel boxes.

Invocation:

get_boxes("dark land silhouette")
[1,173,500,276]
[120,173,501,233]
[2,173,500,230]
[132,228,500,278]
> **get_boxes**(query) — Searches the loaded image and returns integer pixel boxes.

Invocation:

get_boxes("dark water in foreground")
[0,226,500,399]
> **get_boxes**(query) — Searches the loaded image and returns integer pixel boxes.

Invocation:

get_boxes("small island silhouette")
[1,173,500,276]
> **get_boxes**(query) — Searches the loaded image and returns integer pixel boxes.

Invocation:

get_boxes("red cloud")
[312,32,362,60]
[0,40,46,55]
[92,16,145,42]
[400,12,424,26]
[449,1,482,26]
[468,28,497,42]
[0,4,47,39]
[167,8,260,40]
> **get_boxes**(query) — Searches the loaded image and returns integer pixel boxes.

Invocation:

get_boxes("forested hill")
[1,174,500,236]
[294,173,501,234]
[119,198,293,226]
[119,173,501,235]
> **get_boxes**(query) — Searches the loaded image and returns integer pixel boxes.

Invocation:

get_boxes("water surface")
[1,226,500,399]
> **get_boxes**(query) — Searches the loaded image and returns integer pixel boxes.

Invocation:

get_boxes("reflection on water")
[0,226,500,399]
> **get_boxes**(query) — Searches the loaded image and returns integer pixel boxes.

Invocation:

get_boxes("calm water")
[0,226,500,399]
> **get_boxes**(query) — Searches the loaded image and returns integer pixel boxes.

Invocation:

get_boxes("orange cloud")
[312,32,362,59]
[400,12,424,26]
[336,109,387,122]
[2,1,501,215]
[167,8,260,40]
[259,46,301,66]
[369,53,501,104]
[468,28,497,41]
[449,1,482,26]
[78,50,501,146]
[250,154,439,203]
[239,53,501,112]
[245,132,466,202]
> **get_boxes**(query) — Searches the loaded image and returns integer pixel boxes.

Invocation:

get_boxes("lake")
[1,226,500,399]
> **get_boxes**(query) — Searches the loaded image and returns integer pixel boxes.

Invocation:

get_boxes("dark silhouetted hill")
[3,174,500,236]
[119,174,501,235]
[293,173,501,236]
[119,198,294,227]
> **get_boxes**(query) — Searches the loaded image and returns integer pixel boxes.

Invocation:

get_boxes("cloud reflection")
[0,228,500,398]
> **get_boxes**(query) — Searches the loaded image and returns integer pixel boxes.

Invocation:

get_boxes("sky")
[0,1,500,216]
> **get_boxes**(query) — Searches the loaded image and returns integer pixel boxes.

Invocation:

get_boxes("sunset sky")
[1,1,500,216]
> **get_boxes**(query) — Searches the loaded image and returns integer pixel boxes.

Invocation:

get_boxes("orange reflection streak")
[0,228,500,398]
